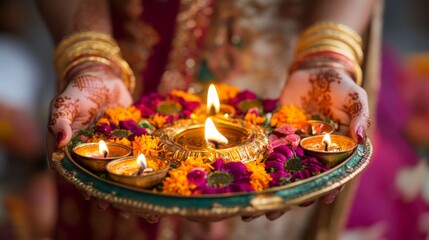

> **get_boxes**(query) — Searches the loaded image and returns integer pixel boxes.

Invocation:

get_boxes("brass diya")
[72,142,132,172]
[106,155,170,188]
[300,134,357,167]
[157,118,268,165]
[291,120,334,138]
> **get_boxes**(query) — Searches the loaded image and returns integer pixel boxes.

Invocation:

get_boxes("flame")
[322,133,331,148]
[205,117,228,145]
[136,154,147,169]
[98,140,109,157]
[207,84,220,115]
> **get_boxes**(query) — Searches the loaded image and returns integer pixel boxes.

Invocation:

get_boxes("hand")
[279,68,371,143]
[46,62,132,165]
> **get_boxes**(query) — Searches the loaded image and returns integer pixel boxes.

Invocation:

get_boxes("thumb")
[51,118,73,148]
[348,105,371,145]
[48,96,77,148]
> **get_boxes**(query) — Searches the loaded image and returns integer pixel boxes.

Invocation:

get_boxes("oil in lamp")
[300,133,357,167]
[106,153,170,188]
[72,140,131,172]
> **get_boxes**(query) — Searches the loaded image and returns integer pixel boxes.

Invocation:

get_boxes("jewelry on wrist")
[54,31,135,93]
[290,21,363,86]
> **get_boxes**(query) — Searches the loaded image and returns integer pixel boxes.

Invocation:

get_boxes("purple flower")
[262,98,278,113]
[119,120,137,130]
[127,127,148,141]
[228,90,257,107]
[196,158,254,194]
[187,168,207,186]
[265,146,330,186]
[95,123,113,134]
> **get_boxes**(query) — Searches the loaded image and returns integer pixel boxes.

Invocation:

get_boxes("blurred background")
[0,0,428,239]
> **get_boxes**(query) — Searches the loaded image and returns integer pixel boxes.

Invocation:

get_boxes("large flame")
[207,84,220,115]
[204,117,228,145]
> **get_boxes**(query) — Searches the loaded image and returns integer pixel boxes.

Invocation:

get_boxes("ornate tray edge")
[51,139,373,220]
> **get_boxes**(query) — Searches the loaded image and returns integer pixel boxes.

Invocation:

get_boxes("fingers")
[265,210,287,221]
[320,185,345,204]
[345,88,371,144]
[48,95,77,148]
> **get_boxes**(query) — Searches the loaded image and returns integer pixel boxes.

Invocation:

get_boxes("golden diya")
[157,117,268,165]
[300,133,357,167]
[106,154,170,188]
[72,140,132,172]
[291,120,334,138]
[192,84,236,120]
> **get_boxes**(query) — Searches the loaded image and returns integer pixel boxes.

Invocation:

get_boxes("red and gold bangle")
[291,21,363,86]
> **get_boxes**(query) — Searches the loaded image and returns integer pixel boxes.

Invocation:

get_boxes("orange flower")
[150,113,169,128]
[162,169,196,196]
[246,160,272,191]
[161,156,212,196]
[170,89,202,103]
[108,138,132,147]
[215,83,239,102]
[132,135,160,156]
[244,112,266,125]
[105,106,141,125]
[270,104,311,128]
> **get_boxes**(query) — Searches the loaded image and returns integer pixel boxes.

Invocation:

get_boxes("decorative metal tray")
[52,139,372,221]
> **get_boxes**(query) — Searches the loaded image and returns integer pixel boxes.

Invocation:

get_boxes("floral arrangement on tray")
[69,83,355,196]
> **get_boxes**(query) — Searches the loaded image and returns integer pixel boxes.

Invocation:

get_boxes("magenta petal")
[266,152,287,162]
[262,98,278,113]
[211,158,224,171]
[187,168,207,186]
[273,145,294,159]
[119,120,137,130]
[265,160,284,172]
[295,147,305,157]
[222,161,248,176]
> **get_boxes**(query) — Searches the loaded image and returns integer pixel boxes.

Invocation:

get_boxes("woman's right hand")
[46,62,132,165]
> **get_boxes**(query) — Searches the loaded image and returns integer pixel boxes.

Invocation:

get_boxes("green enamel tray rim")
[52,139,372,219]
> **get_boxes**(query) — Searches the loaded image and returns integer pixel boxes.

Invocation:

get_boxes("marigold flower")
[244,112,266,125]
[105,106,141,125]
[132,135,160,156]
[270,104,311,128]
[108,137,132,147]
[170,89,202,103]
[150,113,169,128]
[215,83,239,102]
[246,160,272,191]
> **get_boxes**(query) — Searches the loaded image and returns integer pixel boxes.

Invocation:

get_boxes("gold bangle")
[301,21,362,46]
[53,31,135,93]
[54,31,118,59]
[297,30,363,64]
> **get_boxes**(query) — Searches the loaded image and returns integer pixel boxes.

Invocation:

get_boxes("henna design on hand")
[301,69,341,119]
[343,92,363,119]
[49,96,79,126]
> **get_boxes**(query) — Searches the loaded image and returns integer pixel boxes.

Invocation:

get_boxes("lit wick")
[136,154,153,175]
[207,84,220,116]
[99,140,109,158]
[205,117,228,149]
[322,134,331,152]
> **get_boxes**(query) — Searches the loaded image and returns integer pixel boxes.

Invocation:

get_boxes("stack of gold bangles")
[290,21,363,86]
[54,31,135,92]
